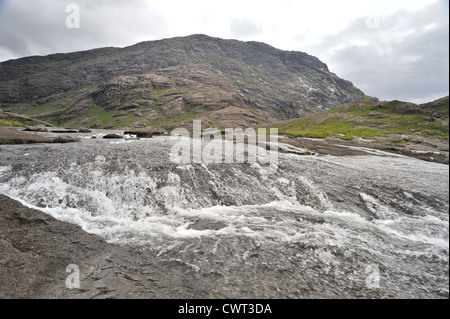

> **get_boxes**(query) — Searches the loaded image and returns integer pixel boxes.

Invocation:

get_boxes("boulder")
[103,133,123,139]
[78,128,92,133]
[53,135,80,143]
[124,130,152,138]
[51,129,79,134]
[124,128,166,138]
[23,126,48,132]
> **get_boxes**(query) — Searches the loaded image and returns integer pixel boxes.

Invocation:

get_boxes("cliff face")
[0,34,366,129]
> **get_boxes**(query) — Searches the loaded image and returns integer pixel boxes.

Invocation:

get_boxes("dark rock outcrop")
[124,128,166,138]
[51,130,79,134]
[23,126,48,132]
[103,134,123,139]
[53,135,80,143]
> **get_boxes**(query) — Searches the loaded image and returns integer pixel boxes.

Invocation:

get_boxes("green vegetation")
[272,99,449,141]
[0,119,27,127]
[65,103,141,129]
[0,139,15,145]
[146,104,199,128]
[0,118,39,128]
[151,87,172,98]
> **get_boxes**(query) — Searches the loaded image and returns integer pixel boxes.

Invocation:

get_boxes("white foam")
[109,140,136,144]
[0,165,12,178]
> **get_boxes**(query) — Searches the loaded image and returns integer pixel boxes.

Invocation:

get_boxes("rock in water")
[51,130,79,134]
[103,133,123,139]
[78,128,92,133]
[23,126,48,132]
[53,135,80,143]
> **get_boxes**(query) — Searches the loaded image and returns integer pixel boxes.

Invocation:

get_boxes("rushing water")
[0,132,448,298]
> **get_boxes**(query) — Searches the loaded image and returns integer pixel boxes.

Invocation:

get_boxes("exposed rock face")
[0,34,366,129]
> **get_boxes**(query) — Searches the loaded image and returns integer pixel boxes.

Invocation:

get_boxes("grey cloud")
[0,0,169,61]
[308,2,449,103]
[230,18,263,38]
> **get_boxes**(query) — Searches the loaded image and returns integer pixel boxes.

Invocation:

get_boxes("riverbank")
[1,126,448,165]
[0,127,80,144]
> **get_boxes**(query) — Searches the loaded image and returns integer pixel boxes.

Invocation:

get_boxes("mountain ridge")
[0,34,367,129]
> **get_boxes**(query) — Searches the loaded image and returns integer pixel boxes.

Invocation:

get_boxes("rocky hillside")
[273,96,449,163]
[0,34,366,129]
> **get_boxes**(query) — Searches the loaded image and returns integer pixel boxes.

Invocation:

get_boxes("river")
[0,132,448,298]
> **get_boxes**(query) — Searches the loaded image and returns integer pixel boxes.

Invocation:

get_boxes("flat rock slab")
[51,130,79,134]
[0,128,80,144]
[103,134,123,139]
[23,127,48,132]
[0,127,55,144]
[0,195,164,299]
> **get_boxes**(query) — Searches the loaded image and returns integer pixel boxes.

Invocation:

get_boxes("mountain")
[0,34,366,130]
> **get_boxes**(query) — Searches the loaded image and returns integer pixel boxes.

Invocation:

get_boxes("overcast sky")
[0,0,448,103]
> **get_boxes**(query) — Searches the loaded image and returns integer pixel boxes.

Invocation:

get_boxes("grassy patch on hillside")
[272,99,449,141]
[65,103,142,129]
[0,119,30,127]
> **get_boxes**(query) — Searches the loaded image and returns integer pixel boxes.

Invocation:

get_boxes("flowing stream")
[0,133,448,298]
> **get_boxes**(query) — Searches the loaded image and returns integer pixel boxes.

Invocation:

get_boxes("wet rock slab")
[0,195,156,298]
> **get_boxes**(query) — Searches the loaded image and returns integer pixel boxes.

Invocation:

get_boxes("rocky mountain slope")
[0,34,366,129]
